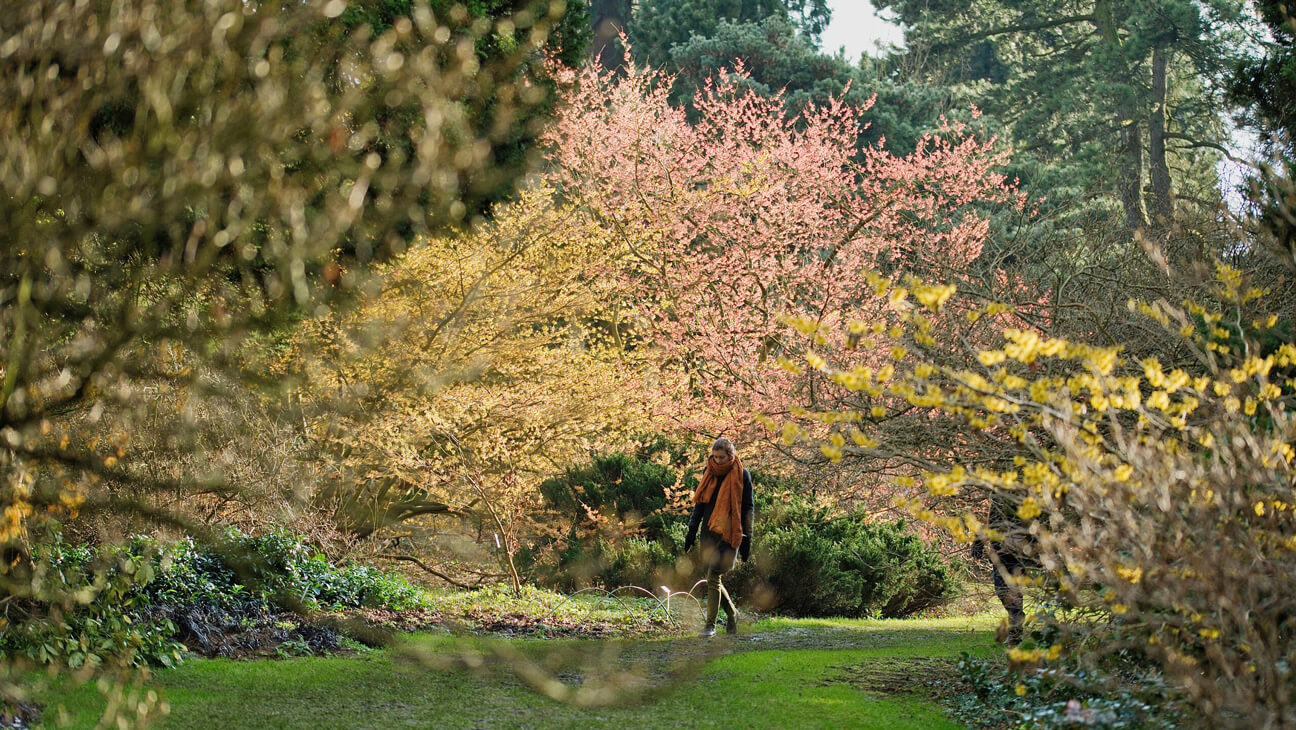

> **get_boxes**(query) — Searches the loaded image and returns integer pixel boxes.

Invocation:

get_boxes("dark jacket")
[685,467,755,552]
[971,494,1037,569]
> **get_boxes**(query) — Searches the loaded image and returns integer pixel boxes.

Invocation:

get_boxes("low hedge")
[529,445,956,618]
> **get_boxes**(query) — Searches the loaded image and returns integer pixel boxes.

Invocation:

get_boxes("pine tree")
[877,0,1247,232]
[629,0,831,68]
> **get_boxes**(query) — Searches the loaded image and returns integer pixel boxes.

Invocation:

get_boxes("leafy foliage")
[143,529,425,613]
[1,536,186,671]
[0,529,425,671]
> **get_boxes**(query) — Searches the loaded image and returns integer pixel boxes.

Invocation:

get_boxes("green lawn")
[37,614,1001,729]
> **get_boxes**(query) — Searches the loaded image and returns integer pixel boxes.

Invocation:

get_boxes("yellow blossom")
[913,283,957,310]
[1116,565,1142,584]
[978,350,1006,367]
[1017,497,1042,520]
[776,356,804,375]
[780,423,802,445]
[1142,358,1165,387]
[1146,391,1170,411]
[1087,348,1118,375]
[1003,329,1043,364]
[851,431,878,449]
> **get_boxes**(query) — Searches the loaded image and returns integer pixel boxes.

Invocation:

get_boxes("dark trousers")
[700,535,737,627]
[993,553,1026,642]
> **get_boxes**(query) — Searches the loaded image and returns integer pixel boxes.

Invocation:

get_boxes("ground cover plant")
[948,652,1185,730]
[0,528,426,670]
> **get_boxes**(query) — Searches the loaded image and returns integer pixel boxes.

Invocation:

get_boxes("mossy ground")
[35,608,1003,729]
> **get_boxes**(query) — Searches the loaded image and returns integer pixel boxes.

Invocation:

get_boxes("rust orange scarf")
[693,454,744,549]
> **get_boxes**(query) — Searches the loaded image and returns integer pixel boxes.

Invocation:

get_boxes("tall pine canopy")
[876,0,1246,232]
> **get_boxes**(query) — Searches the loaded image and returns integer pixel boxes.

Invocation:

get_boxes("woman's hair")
[711,437,736,456]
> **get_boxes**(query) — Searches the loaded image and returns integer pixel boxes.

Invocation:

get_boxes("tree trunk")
[1095,0,1149,232]
[1148,46,1173,224]
[590,0,633,71]
[1118,114,1149,232]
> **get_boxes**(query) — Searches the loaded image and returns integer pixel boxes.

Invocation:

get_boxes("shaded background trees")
[873,0,1246,233]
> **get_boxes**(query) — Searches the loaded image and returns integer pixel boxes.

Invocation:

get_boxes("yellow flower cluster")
[1009,644,1063,663]
[1,498,33,544]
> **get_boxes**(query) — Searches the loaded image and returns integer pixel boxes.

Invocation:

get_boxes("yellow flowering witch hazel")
[766,262,1296,726]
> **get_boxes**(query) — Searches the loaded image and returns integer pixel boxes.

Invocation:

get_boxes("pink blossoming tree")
[546,58,1027,462]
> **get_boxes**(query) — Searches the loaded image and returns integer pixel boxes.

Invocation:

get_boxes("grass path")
[40,614,1001,729]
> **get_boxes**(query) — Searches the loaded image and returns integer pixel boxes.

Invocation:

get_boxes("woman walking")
[683,437,754,636]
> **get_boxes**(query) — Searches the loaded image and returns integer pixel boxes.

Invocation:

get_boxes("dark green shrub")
[595,536,678,589]
[532,446,957,617]
[539,449,686,541]
[734,514,953,618]
[526,439,699,589]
